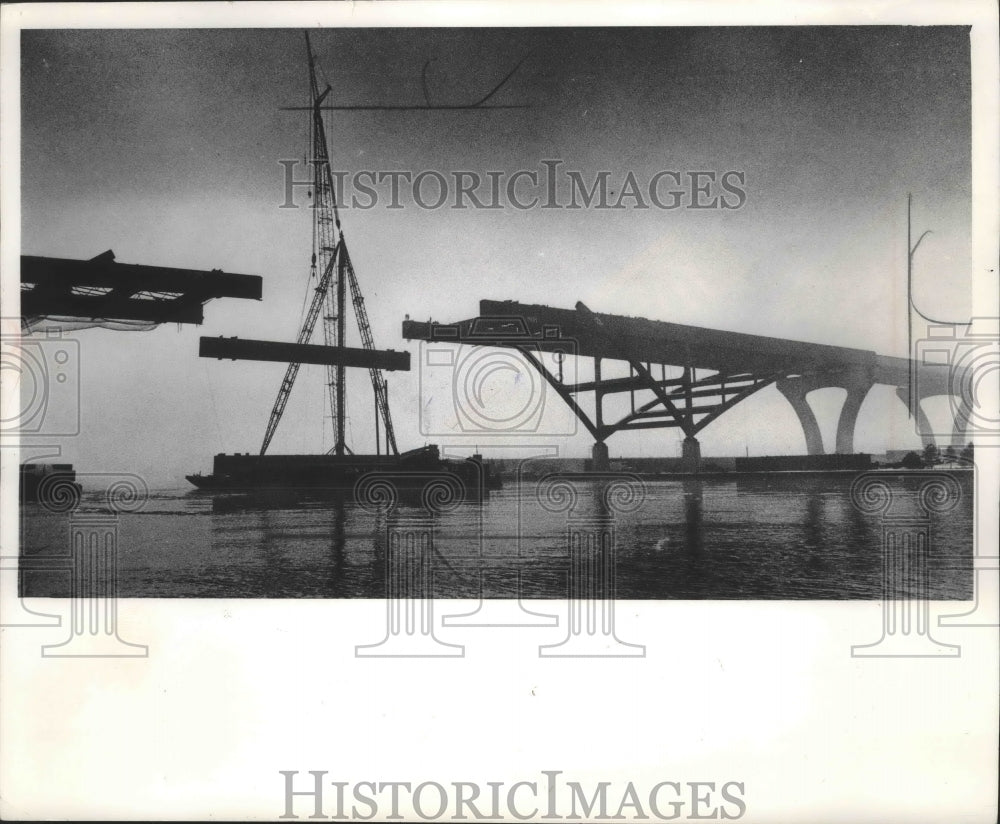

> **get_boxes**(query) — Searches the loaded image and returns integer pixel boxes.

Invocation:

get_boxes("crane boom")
[259,32,398,457]
[340,241,398,455]
[260,31,346,456]
[259,245,340,455]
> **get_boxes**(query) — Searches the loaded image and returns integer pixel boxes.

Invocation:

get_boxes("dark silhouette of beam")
[402,299,952,395]
[21,251,262,325]
[199,336,410,371]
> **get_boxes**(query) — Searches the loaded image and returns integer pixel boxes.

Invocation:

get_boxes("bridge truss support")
[401,300,969,464]
[404,303,782,472]
[523,353,776,472]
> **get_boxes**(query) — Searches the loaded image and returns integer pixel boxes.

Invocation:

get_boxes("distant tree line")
[898,442,974,469]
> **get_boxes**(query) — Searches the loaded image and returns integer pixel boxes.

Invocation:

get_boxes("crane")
[259,32,397,457]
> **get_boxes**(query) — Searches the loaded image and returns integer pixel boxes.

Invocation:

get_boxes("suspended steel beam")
[199,336,410,371]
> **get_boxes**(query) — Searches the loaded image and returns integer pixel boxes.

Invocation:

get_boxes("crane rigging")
[190,29,505,494]
[342,242,398,454]
[259,32,397,457]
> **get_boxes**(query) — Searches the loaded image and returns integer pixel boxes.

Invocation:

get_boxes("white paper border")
[2,2,997,822]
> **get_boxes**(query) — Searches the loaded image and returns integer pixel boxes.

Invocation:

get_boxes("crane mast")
[259,32,397,457]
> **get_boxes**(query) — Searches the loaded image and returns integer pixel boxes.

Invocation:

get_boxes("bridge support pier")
[682,437,701,473]
[591,441,610,471]
[777,379,825,455]
[951,397,972,448]
[835,377,874,454]
[894,388,936,448]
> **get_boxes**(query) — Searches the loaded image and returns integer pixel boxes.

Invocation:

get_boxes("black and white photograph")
[1,1,997,821]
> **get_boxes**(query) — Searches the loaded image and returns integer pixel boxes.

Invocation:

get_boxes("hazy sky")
[19,26,972,485]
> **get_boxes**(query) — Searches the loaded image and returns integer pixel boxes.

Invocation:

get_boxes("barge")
[186,445,500,493]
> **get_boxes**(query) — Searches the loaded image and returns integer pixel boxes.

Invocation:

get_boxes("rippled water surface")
[20,473,974,599]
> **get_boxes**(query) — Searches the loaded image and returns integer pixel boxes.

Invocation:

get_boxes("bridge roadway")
[21,250,262,326]
[402,300,962,469]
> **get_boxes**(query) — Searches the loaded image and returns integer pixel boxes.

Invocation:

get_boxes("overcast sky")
[19,26,972,485]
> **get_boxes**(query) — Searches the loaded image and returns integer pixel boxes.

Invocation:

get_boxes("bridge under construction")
[403,299,961,470]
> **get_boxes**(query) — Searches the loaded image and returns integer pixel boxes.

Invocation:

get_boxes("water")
[20,473,973,599]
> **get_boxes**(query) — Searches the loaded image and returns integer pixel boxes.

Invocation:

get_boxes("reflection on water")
[683,479,703,554]
[20,472,974,599]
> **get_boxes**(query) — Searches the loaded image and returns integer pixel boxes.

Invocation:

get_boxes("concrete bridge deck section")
[402,299,962,469]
